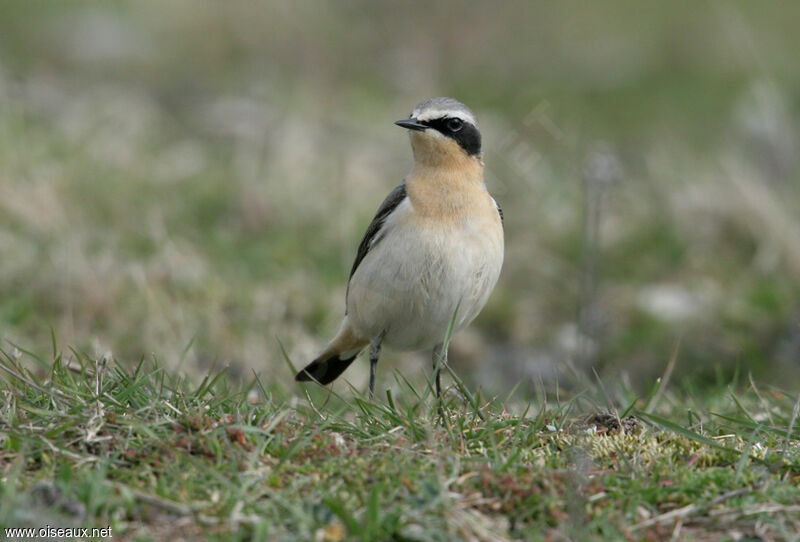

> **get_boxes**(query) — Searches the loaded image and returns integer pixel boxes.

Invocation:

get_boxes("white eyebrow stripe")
[413,108,477,125]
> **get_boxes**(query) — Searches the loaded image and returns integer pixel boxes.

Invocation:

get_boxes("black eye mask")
[420,117,482,156]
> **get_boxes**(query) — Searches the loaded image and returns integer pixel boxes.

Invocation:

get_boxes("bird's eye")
[446,118,463,132]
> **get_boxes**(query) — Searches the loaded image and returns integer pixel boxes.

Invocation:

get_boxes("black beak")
[394,118,428,131]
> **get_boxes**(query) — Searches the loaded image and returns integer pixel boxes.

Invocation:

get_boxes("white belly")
[346,201,503,351]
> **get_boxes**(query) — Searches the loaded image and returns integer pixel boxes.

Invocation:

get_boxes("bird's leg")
[368,334,384,400]
[432,343,447,399]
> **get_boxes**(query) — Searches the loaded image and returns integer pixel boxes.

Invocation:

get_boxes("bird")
[295,97,504,399]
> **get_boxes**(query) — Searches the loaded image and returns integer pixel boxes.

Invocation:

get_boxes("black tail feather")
[295,350,361,385]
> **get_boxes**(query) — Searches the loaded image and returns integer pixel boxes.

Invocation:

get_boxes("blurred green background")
[1,1,798,395]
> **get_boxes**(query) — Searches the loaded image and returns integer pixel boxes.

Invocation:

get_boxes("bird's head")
[395,97,482,168]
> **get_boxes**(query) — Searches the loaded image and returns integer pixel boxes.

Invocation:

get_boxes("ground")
[1,348,798,541]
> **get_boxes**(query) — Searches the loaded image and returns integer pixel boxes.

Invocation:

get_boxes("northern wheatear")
[295,97,504,398]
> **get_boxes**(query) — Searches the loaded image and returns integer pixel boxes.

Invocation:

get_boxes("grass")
[1,1,800,395]
[2,347,799,541]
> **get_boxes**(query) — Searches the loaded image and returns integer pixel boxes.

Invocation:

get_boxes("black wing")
[495,198,503,226]
[349,183,407,279]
